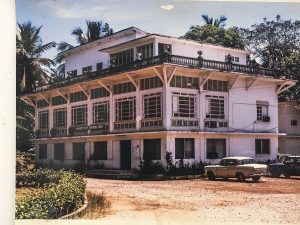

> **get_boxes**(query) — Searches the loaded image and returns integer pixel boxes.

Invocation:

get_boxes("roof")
[59,27,149,57]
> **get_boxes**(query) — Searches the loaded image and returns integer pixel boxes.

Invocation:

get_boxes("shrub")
[138,160,164,174]
[16,151,35,173]
[15,169,86,219]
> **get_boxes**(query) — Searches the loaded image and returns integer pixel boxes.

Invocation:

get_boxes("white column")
[164,83,172,129]
[66,95,71,134]
[109,93,114,132]
[49,102,53,130]
[136,82,141,130]
[87,91,93,126]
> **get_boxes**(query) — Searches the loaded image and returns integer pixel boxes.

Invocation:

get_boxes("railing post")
[197,51,203,68]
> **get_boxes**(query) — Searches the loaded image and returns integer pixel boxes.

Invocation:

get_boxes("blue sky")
[16,0,300,59]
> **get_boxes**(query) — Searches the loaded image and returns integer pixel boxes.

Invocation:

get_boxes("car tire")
[270,171,280,178]
[236,173,245,182]
[283,172,290,178]
[207,171,215,180]
[252,176,260,182]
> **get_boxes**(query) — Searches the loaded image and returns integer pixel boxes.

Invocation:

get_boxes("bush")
[138,160,164,174]
[15,169,86,219]
[16,151,35,173]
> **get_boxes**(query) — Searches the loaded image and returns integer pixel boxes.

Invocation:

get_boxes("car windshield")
[240,159,256,164]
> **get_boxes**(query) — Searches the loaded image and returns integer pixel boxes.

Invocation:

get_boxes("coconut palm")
[201,14,227,27]
[16,21,56,94]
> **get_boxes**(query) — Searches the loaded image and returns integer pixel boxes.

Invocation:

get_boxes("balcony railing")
[21,54,276,94]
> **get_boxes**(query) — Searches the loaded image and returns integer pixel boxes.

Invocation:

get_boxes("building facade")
[20,27,296,170]
[278,102,300,155]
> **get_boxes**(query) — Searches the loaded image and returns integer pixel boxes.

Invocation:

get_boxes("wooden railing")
[20,54,276,95]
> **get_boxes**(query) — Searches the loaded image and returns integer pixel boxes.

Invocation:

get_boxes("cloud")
[160,4,174,11]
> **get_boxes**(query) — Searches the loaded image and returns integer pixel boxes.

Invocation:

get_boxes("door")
[216,159,228,177]
[120,140,131,170]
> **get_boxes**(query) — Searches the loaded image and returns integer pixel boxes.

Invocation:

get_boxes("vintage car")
[268,155,300,177]
[204,157,268,182]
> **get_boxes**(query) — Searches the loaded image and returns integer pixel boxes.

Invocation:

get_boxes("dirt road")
[86,177,300,225]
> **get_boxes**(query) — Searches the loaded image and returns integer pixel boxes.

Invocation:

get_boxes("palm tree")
[55,20,113,76]
[16,21,56,94]
[201,14,227,27]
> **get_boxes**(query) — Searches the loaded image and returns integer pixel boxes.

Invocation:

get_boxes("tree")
[201,14,227,27]
[183,25,244,50]
[238,15,300,102]
[16,21,56,94]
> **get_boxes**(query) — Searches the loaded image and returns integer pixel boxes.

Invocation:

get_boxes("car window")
[241,159,256,164]
[284,157,295,163]
[220,159,228,166]
[228,159,238,166]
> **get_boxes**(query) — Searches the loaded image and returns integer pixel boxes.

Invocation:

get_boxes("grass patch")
[71,191,111,219]
[15,187,42,201]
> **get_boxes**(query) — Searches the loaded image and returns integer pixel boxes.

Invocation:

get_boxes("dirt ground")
[86,177,300,225]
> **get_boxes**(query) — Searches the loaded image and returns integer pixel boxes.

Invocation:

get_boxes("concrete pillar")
[109,92,114,132]
[136,82,141,130]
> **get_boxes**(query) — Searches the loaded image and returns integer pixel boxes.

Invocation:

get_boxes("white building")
[21,27,296,170]
[278,102,300,155]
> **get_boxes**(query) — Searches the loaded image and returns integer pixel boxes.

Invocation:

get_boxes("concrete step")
[85,169,139,179]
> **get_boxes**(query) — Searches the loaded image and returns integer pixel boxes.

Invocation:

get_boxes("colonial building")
[20,27,296,170]
[278,102,300,155]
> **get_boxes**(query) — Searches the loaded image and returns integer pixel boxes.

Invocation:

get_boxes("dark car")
[268,156,300,177]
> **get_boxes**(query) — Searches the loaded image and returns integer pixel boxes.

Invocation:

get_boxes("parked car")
[204,157,268,182]
[268,155,300,178]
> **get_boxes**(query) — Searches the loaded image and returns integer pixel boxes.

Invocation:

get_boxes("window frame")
[71,104,88,126]
[172,92,197,118]
[143,139,161,160]
[142,93,162,119]
[39,144,47,159]
[54,143,65,160]
[93,141,108,160]
[206,139,226,159]
[256,104,268,121]
[115,96,136,122]
[38,110,49,129]
[82,65,92,74]
[255,139,270,155]
[93,101,109,124]
[72,142,85,160]
[205,95,225,120]
[53,107,67,128]
[175,138,195,159]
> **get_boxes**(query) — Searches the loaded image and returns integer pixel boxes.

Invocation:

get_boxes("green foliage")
[183,25,244,50]
[138,160,164,174]
[16,151,35,173]
[15,169,86,219]
[201,14,227,28]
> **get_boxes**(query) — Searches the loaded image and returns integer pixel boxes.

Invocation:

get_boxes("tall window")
[170,75,199,89]
[255,139,270,155]
[143,93,162,119]
[256,102,268,121]
[91,87,110,99]
[53,108,67,128]
[175,138,195,159]
[143,139,161,160]
[54,143,65,160]
[206,95,225,119]
[206,139,226,159]
[136,43,154,59]
[158,43,172,55]
[70,91,88,102]
[71,105,87,126]
[110,48,134,67]
[115,97,136,121]
[113,82,136,94]
[39,144,47,159]
[93,101,109,124]
[172,93,196,118]
[96,62,103,71]
[52,96,67,106]
[94,141,107,160]
[140,76,163,90]
[203,79,228,92]
[73,143,85,160]
[37,99,49,108]
[38,111,49,129]
[82,65,92,74]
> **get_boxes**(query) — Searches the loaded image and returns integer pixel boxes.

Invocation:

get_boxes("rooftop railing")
[25,54,276,94]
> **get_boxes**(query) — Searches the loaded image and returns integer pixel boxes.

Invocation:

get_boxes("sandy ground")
[86,177,300,225]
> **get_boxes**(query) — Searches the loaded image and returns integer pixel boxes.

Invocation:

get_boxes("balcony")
[21,55,276,94]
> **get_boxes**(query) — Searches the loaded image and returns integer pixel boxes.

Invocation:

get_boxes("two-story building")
[20,27,296,170]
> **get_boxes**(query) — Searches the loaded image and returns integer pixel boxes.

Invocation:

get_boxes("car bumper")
[249,173,268,177]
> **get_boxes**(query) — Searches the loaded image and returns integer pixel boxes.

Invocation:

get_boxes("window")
[206,139,226,159]
[39,144,47,159]
[82,65,92,74]
[203,79,228,92]
[143,93,162,118]
[37,99,49,108]
[256,102,268,121]
[291,120,298,126]
[255,139,270,155]
[115,97,136,121]
[70,91,88,102]
[93,101,109,124]
[54,143,65,160]
[73,143,85,160]
[96,62,103,71]
[53,108,67,128]
[38,111,49,129]
[91,87,110,99]
[113,82,136,94]
[93,141,107,160]
[136,43,154,59]
[172,93,196,118]
[71,105,87,126]
[110,48,134,67]
[140,76,163,90]
[158,43,172,55]
[52,96,67,106]
[206,95,225,119]
[235,57,239,62]
[143,139,161,160]
[175,138,195,159]
[67,70,77,77]
[170,75,199,89]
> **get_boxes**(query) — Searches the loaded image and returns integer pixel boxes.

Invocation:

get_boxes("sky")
[16,0,300,59]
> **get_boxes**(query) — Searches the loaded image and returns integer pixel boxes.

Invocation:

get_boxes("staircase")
[85,169,139,179]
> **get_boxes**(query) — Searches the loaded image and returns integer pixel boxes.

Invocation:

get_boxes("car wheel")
[207,171,215,180]
[283,172,290,178]
[236,173,245,182]
[270,171,280,178]
[252,176,260,182]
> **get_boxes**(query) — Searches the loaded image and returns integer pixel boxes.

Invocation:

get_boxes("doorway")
[120,140,131,170]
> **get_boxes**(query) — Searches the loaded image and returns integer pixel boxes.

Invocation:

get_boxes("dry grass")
[15,187,42,201]
[71,191,111,219]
